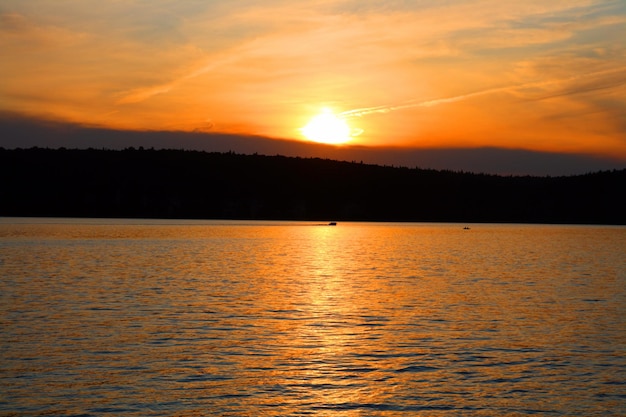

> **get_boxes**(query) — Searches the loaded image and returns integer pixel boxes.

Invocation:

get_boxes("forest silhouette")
[1,147,624,224]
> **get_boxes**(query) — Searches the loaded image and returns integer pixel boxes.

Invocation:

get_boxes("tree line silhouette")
[1,147,624,224]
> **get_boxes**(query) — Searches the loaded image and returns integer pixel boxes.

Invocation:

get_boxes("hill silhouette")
[1,147,624,224]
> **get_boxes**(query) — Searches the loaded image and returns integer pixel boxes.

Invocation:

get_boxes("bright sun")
[301,108,353,145]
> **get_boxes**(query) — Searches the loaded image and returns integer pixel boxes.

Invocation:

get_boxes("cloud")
[112,0,626,108]
[338,67,626,119]
[115,55,237,104]
[0,12,89,48]
[443,3,626,50]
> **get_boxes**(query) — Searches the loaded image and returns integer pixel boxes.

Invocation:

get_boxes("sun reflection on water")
[1,220,624,415]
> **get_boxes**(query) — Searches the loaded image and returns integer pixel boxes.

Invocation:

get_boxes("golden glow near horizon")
[0,1,625,158]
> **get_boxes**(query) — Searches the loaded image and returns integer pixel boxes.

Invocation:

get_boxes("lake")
[1,218,624,416]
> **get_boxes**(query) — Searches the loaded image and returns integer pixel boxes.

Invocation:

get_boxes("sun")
[301,108,353,145]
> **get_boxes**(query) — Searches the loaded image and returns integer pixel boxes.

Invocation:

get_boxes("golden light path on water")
[0,219,624,415]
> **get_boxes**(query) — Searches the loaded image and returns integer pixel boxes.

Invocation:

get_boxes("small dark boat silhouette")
[463,226,470,230]
[328,222,337,226]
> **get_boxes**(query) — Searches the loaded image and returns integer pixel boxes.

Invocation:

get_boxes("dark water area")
[1,219,625,416]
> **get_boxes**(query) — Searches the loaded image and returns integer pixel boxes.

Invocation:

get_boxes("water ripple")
[1,220,625,416]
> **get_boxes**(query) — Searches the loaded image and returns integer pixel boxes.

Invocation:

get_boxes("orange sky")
[1,1,625,158]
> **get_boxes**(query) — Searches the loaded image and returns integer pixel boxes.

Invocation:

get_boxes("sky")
[1,0,625,174]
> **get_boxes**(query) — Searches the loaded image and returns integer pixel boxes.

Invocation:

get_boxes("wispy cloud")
[115,55,237,104]
[339,68,626,118]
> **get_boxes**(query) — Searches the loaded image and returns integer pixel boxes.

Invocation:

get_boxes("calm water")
[1,218,625,416]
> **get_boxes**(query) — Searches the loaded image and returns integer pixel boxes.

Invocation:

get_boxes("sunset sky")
[1,0,625,171]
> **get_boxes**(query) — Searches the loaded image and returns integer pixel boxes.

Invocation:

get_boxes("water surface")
[1,219,625,416]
